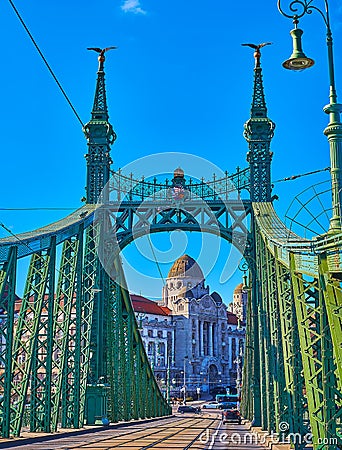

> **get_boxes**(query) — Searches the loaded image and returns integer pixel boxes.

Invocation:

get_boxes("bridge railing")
[109,167,250,202]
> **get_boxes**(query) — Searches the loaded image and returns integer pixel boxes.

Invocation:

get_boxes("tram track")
[138,416,219,449]
[0,414,222,449]
[69,414,221,449]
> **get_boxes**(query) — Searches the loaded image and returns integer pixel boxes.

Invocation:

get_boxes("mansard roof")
[227,311,239,325]
[131,294,171,316]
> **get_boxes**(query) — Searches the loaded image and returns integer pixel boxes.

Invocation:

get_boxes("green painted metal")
[110,167,250,202]
[0,247,17,438]
[240,284,254,422]
[84,49,116,205]
[107,279,121,423]
[255,233,270,431]
[274,249,308,444]
[250,202,342,449]
[29,237,56,433]
[290,253,342,449]
[243,44,275,202]
[0,218,170,437]
[10,248,53,436]
[266,246,288,432]
[278,0,342,232]
[51,232,83,430]
[319,253,342,393]
[79,224,101,426]
[0,33,340,446]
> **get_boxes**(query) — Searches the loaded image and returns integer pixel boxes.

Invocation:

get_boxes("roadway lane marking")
[208,420,222,449]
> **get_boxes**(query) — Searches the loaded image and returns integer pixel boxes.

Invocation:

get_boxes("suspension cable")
[8,0,84,127]
[147,235,166,286]
[0,222,36,254]
[0,207,76,211]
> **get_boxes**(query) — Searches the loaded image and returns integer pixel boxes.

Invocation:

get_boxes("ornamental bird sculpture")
[241,42,272,50]
[87,46,117,56]
[241,42,272,67]
[87,47,117,70]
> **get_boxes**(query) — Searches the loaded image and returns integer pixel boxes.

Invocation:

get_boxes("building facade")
[132,254,246,397]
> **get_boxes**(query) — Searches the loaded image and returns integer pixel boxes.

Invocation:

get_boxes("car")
[218,401,238,410]
[222,408,241,424]
[201,401,221,409]
[177,405,201,414]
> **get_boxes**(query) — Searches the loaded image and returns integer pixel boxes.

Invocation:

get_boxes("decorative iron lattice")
[109,167,250,202]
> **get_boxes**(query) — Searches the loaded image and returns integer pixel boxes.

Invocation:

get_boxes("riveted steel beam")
[290,253,342,450]
[10,246,54,436]
[0,247,17,437]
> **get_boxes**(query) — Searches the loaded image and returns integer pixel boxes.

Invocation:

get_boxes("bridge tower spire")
[84,47,117,204]
[243,43,275,202]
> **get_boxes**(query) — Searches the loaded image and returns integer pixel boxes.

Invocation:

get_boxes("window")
[148,342,154,355]
[157,330,163,338]
[232,338,236,360]
[148,329,153,338]
[158,342,165,356]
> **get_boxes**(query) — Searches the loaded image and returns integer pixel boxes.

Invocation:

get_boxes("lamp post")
[183,356,188,403]
[235,346,244,407]
[208,368,210,395]
[166,355,171,405]
[278,0,342,232]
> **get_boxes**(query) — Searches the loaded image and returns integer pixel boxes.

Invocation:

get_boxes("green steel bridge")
[0,12,342,450]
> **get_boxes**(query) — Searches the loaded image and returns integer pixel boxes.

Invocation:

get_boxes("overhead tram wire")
[273,167,330,183]
[0,216,168,298]
[7,0,330,192]
[8,0,84,128]
[0,220,90,281]
[0,222,39,255]
[0,168,331,211]
[0,207,77,211]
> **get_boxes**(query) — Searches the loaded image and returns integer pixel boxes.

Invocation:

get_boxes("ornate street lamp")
[278,0,342,232]
[238,260,250,291]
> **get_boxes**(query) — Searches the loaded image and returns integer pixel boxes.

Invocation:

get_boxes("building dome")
[211,291,223,304]
[168,254,204,280]
[174,167,184,178]
[234,283,243,294]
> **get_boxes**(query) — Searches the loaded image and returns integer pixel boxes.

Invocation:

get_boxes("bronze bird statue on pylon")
[87,46,117,56]
[87,47,117,70]
[241,42,272,67]
[241,42,272,50]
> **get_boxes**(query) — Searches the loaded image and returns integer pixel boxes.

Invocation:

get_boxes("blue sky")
[0,0,341,300]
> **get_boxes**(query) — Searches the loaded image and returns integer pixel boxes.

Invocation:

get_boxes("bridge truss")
[240,203,342,449]
[0,42,340,450]
[0,204,170,436]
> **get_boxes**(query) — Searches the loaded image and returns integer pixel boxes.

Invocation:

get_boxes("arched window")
[232,338,236,360]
